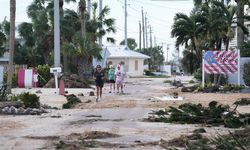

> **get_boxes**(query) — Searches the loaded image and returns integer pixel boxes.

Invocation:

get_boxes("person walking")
[115,64,125,93]
[108,65,115,93]
[93,65,105,102]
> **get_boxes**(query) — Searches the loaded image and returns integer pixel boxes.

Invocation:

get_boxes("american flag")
[204,51,238,74]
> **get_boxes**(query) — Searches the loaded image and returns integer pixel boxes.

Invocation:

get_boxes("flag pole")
[202,50,205,88]
[237,49,240,86]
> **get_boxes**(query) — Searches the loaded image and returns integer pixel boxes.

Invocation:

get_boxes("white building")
[226,6,250,49]
[94,46,150,77]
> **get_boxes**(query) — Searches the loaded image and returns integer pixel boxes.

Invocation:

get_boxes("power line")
[131,0,192,12]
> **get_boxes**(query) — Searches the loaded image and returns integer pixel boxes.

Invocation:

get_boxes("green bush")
[37,64,52,87]
[8,94,20,101]
[19,92,40,108]
[144,69,154,76]
[3,72,18,88]
[62,94,81,109]
[222,84,244,92]
[189,80,195,84]
[243,62,250,86]
[194,68,202,81]
[0,85,8,101]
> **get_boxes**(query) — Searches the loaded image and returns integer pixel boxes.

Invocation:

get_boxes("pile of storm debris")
[44,74,91,88]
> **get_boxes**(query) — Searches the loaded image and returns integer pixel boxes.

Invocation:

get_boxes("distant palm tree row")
[26,0,115,75]
[172,0,250,74]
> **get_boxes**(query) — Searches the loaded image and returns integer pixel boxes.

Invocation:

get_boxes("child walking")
[115,64,125,93]
[93,65,105,102]
[108,65,116,93]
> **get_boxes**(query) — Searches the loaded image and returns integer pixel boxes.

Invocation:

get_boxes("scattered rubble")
[0,106,48,115]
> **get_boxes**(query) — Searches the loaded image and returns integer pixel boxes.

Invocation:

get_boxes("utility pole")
[98,0,102,46]
[154,36,157,47]
[87,0,91,18]
[150,25,153,48]
[145,14,148,49]
[166,44,170,62]
[54,0,60,67]
[142,8,145,49]
[53,0,61,93]
[124,0,128,48]
[139,21,141,50]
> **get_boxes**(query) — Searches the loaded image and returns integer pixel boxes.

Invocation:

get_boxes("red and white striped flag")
[204,51,238,74]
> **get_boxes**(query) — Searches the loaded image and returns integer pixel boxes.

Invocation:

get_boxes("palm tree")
[194,0,250,49]
[72,34,102,76]
[7,0,16,94]
[234,0,250,49]
[18,22,34,47]
[61,9,81,73]
[171,12,203,74]
[79,0,87,37]
[0,21,7,56]
[120,38,137,50]
[86,2,116,43]
[27,0,52,64]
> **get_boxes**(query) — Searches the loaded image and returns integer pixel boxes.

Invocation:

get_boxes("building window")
[135,60,138,71]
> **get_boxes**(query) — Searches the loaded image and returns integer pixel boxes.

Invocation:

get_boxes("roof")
[105,45,150,59]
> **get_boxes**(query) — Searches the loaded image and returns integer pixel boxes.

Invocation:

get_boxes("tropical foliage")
[120,38,138,50]
[3,0,116,77]
[137,46,164,70]
[172,0,250,74]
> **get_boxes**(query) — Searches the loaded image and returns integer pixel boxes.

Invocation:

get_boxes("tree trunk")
[226,38,230,51]
[213,74,218,85]
[79,0,86,37]
[236,0,244,50]
[78,56,93,78]
[59,0,69,74]
[7,0,16,94]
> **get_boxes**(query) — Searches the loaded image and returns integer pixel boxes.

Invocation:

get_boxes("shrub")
[37,64,52,87]
[189,80,195,84]
[0,84,8,101]
[243,62,250,86]
[62,94,81,109]
[19,92,40,108]
[3,72,18,88]
[194,68,202,81]
[222,84,244,92]
[144,69,154,76]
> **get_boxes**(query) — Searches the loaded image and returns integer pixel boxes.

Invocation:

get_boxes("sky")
[0,0,194,61]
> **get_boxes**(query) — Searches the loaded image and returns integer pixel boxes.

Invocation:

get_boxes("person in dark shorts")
[108,65,116,93]
[93,65,105,102]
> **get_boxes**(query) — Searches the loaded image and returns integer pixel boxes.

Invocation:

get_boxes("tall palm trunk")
[79,0,86,37]
[7,0,16,94]
[236,0,244,50]
[78,0,88,77]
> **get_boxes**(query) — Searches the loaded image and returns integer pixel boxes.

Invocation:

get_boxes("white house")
[94,46,150,77]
